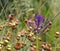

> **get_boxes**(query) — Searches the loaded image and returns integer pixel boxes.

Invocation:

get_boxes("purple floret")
[35,14,44,28]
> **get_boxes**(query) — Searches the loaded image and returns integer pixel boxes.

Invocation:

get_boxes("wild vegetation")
[0,0,60,51]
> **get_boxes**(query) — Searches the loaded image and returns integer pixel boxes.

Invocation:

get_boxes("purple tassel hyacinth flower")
[26,14,45,34]
[35,14,44,29]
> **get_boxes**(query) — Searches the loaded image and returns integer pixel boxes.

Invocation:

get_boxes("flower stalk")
[36,35,39,51]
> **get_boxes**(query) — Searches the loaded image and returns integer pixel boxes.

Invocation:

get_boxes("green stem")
[55,39,57,51]
[36,35,38,51]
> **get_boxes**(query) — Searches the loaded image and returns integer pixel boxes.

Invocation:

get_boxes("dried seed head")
[42,43,52,51]
[6,37,10,41]
[45,46,50,50]
[56,32,60,35]
[29,26,32,30]
[0,42,3,45]
[33,37,36,41]
[42,44,46,50]
[30,44,33,47]
[34,30,37,35]
[21,42,26,46]
[9,14,14,20]
[45,28,49,32]
[3,40,9,46]
[0,25,3,31]
[55,32,60,38]
[28,20,32,23]
[55,34,60,38]
[28,36,36,42]
[25,19,28,23]
[24,31,28,34]
[34,27,37,31]
[0,47,2,51]
[27,28,31,32]
[17,35,20,37]
[0,44,2,47]
[28,34,33,37]
[16,35,20,40]
[47,44,51,47]
[7,47,11,51]
[38,37,42,41]
[30,33,34,36]
[4,40,9,43]
[42,42,46,45]
[9,14,14,17]
[9,22,16,27]
[14,19,19,25]
[48,48,52,51]
[30,46,36,51]
[20,32,25,37]
[48,21,52,25]
[14,42,23,50]
[7,45,11,48]
[33,45,36,49]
